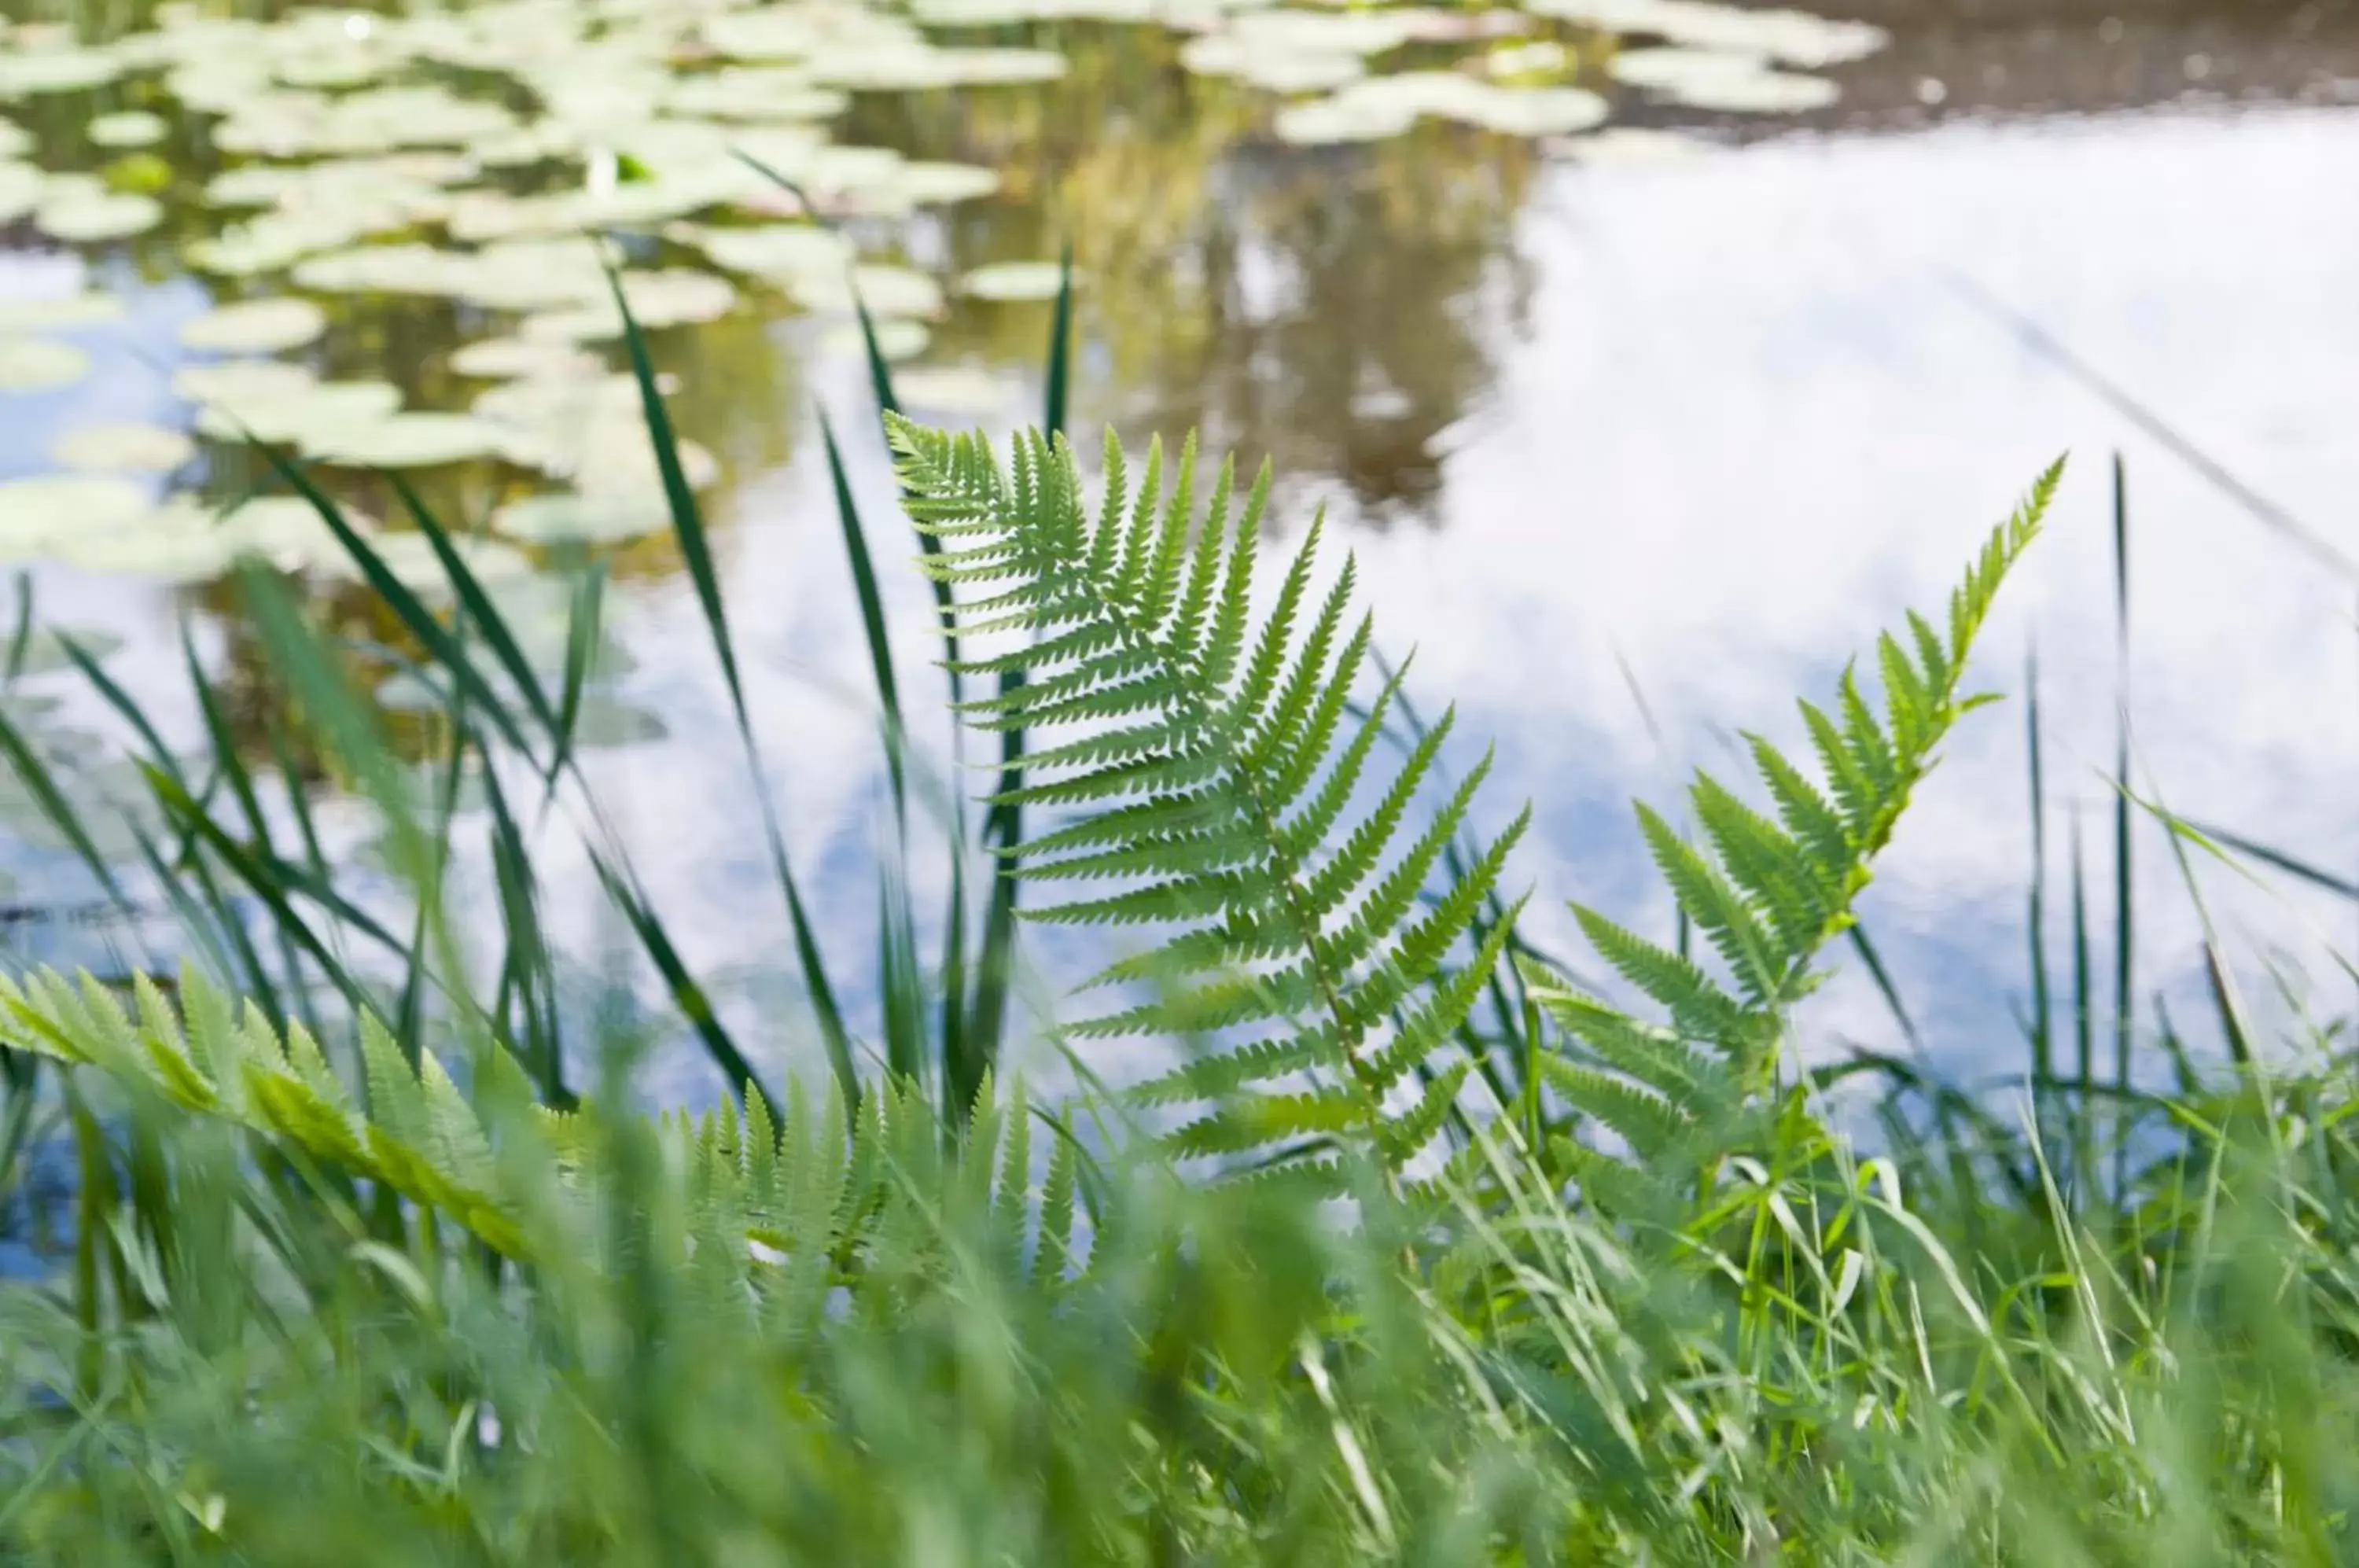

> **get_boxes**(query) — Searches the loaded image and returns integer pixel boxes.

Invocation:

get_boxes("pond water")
[2,0,2358,1110]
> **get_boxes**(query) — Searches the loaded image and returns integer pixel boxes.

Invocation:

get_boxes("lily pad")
[154,493,379,570]
[1551,126,1712,164]
[316,531,535,597]
[301,412,511,469]
[449,337,606,380]
[517,271,739,341]
[1449,84,1610,135]
[892,363,1014,415]
[0,162,42,223]
[887,160,1001,208]
[957,261,1071,303]
[1658,67,1838,112]
[1279,72,1607,143]
[0,337,92,392]
[174,357,315,407]
[687,223,856,282]
[87,110,167,149]
[1179,35,1365,93]
[194,378,403,447]
[0,293,123,333]
[35,190,163,242]
[53,422,197,473]
[1273,94,1418,145]
[569,436,719,497]
[491,489,670,544]
[786,263,943,319]
[821,317,929,363]
[1534,0,1886,68]
[664,68,850,122]
[0,475,154,550]
[178,296,329,354]
[188,214,364,276]
[1609,44,1763,86]
[293,244,480,296]
[58,526,238,583]
[0,49,124,98]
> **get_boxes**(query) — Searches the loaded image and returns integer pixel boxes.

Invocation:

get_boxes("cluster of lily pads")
[0,0,1886,592]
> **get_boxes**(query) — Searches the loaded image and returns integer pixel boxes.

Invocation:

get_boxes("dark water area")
[0,0,2353,1152]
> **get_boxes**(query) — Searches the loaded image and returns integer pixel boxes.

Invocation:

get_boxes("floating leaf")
[886,160,1000,208]
[178,296,329,354]
[517,271,738,341]
[0,49,124,98]
[1178,36,1364,94]
[0,293,124,333]
[53,422,197,473]
[0,476,153,549]
[193,377,403,447]
[1487,40,1572,79]
[1606,43,1838,111]
[174,357,317,407]
[35,190,163,242]
[0,337,92,392]
[664,68,850,122]
[686,223,856,282]
[1658,68,1838,112]
[1551,126,1713,164]
[315,530,535,598]
[90,111,168,150]
[57,527,237,583]
[890,363,1012,415]
[821,318,929,363]
[448,337,605,380]
[1531,0,1886,67]
[300,412,511,468]
[491,489,670,544]
[293,243,480,296]
[957,261,1072,303]
[785,262,942,319]
[0,162,42,223]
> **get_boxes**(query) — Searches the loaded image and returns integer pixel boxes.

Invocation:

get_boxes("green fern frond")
[888,418,1527,1177]
[1524,462,2061,1208]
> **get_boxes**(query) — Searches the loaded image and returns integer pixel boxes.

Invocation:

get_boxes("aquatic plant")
[4,413,2359,1562]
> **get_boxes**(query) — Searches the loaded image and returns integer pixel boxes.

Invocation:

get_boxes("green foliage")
[1520,462,2063,1216]
[0,967,1076,1297]
[887,418,1529,1180]
[16,360,2359,1566]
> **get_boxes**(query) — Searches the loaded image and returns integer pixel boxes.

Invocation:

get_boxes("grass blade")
[821,410,907,827]
[2025,646,2053,1099]
[2110,452,2135,1200]
[608,261,857,1104]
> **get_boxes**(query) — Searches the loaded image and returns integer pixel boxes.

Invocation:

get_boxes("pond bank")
[1812,0,2349,28]
[1656,0,2359,135]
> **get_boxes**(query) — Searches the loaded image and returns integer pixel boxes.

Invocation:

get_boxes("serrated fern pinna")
[1519,462,2063,1213]
[887,418,1531,1180]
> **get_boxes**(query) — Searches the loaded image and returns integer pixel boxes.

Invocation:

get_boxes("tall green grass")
[3,274,2359,1564]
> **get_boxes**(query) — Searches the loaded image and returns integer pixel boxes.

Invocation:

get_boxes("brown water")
[3,0,2357,1099]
